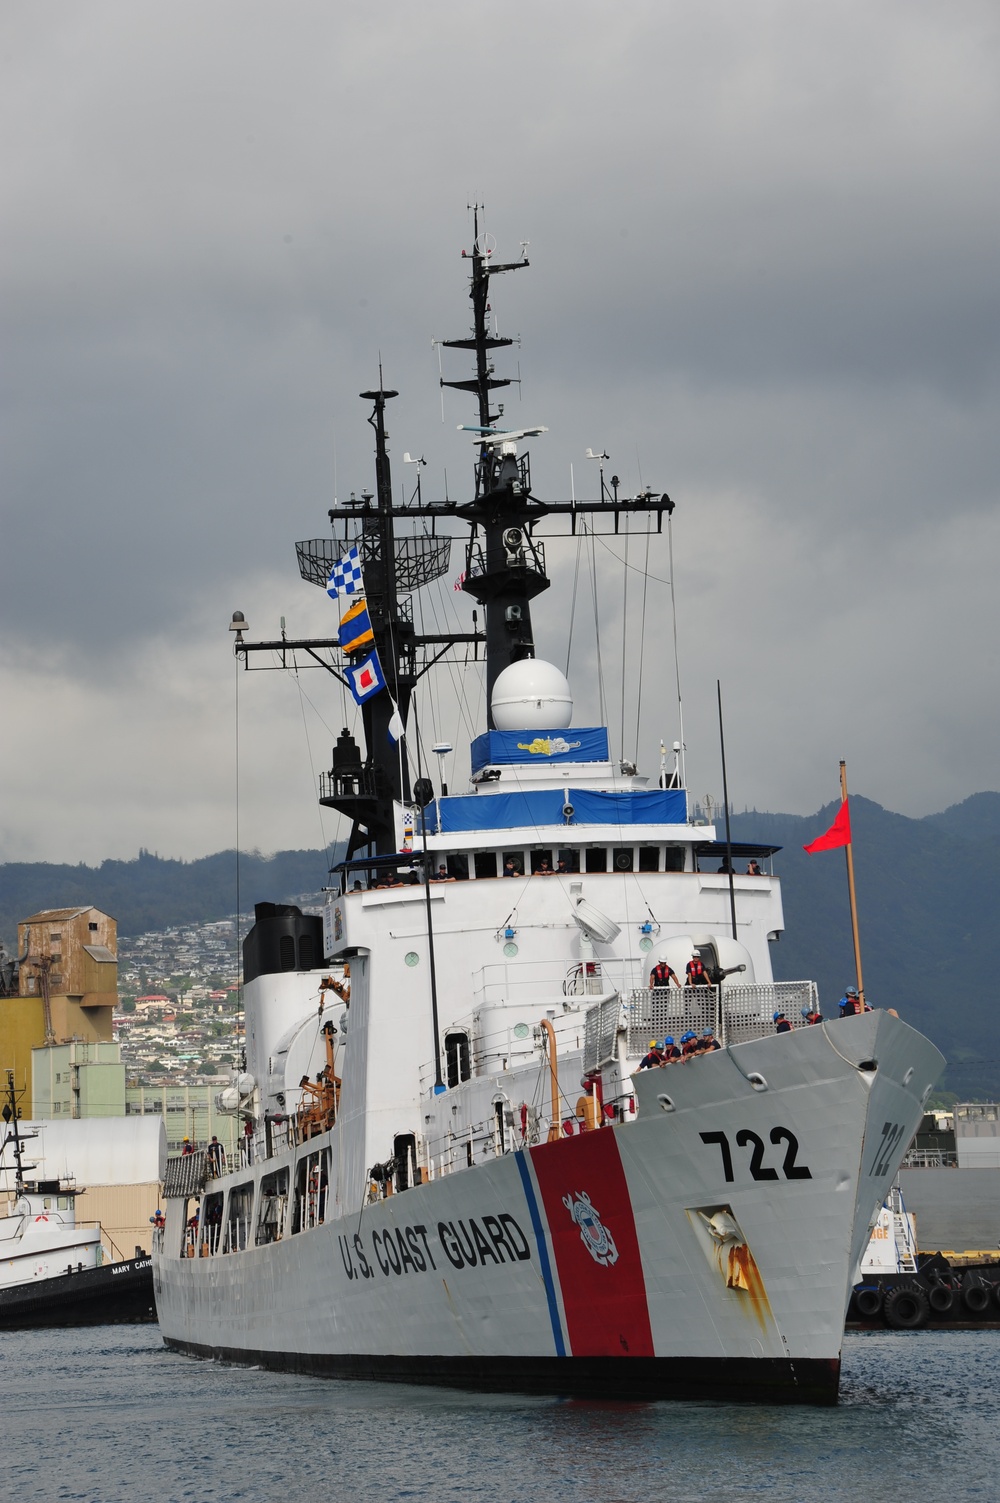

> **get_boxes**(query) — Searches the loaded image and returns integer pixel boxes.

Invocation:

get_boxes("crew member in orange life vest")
[649,960,680,989]
[638,1040,665,1069]
[685,955,710,987]
[839,986,865,1016]
[773,1011,793,1033]
[801,1006,823,1025]
[661,1036,681,1063]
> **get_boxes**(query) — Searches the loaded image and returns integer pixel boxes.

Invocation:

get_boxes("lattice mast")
[441,208,544,721]
[237,212,673,864]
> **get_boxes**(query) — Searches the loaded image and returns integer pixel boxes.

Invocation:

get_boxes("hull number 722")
[699,1127,812,1183]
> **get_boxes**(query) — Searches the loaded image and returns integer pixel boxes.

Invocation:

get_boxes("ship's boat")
[152,216,944,1403]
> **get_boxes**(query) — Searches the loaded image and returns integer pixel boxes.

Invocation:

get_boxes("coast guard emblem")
[562,1190,619,1267]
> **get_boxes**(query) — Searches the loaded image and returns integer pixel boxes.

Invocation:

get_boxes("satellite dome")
[491,660,573,730]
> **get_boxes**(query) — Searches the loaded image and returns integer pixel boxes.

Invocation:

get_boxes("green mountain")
[732,794,999,1100]
[0,847,337,947]
[1,792,996,1097]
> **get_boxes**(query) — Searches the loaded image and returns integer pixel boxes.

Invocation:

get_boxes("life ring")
[883,1284,930,1330]
[852,1286,883,1318]
[927,1283,954,1314]
[962,1281,990,1315]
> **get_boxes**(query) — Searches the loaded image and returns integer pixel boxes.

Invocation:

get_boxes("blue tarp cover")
[470,726,609,773]
[437,786,687,833]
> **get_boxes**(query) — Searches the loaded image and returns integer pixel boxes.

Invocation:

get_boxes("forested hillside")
[0,847,335,947]
[732,794,999,1099]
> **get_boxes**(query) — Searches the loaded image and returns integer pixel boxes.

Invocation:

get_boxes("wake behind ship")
[153,216,943,1403]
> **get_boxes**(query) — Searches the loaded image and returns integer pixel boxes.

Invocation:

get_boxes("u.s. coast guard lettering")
[338,1212,530,1281]
[699,1126,812,1183]
[562,1190,619,1267]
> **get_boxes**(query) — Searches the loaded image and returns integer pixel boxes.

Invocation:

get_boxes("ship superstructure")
[153,217,943,1402]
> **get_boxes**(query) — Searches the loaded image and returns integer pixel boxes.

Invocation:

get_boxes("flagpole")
[840,759,865,1003]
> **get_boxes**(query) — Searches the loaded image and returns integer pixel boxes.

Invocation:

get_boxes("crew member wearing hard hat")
[638,1040,665,1069]
[839,987,861,1017]
[649,959,680,990]
[685,955,710,987]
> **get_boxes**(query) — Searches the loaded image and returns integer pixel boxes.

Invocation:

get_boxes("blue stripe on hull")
[514,1149,566,1357]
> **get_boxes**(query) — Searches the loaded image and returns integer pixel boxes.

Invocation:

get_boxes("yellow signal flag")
[339,597,375,654]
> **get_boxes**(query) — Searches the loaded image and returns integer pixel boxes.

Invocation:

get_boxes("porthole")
[503,941,519,958]
[404,951,420,968]
[513,1022,530,1040]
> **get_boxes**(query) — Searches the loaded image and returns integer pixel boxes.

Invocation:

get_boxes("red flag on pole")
[803,799,852,853]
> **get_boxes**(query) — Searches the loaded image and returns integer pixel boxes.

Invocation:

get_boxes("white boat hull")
[154,1011,941,1403]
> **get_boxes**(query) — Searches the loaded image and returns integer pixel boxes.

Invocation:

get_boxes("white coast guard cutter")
[153,217,943,1404]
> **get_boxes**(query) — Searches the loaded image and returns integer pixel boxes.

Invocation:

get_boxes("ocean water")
[2,1327,997,1503]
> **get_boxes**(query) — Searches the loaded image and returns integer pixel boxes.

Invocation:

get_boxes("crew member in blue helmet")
[680,1031,700,1059]
[839,986,862,1016]
[801,1005,823,1025]
[699,1029,721,1052]
[638,1039,665,1069]
[773,1011,792,1033]
[661,1036,681,1063]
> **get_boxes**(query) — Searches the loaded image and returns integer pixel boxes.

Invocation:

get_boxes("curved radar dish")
[573,899,621,946]
[491,659,573,731]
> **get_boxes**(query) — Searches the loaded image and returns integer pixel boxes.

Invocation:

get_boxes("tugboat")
[0,1073,154,1328]
[153,213,944,1403]
[849,1184,1000,1330]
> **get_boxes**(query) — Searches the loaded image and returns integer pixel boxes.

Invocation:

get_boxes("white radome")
[491,659,573,730]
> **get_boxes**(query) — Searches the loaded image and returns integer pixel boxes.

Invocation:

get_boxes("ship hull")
[0,1254,155,1329]
[163,1340,839,1404]
[154,1012,942,1404]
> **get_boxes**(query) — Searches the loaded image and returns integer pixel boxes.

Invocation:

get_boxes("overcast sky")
[3,1,998,864]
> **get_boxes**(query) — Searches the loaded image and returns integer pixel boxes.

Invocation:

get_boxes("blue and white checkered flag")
[326,544,364,599]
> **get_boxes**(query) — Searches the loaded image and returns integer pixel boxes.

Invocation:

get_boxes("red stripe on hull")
[529,1129,654,1358]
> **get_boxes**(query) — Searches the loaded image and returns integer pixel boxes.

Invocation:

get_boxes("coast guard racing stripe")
[529,1130,654,1357]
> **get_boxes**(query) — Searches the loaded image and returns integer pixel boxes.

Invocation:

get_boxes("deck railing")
[585,980,820,1071]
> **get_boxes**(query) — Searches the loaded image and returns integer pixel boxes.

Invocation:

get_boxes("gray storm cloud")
[2,0,998,862]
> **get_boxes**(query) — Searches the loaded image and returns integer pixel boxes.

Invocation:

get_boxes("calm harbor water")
[2,1326,997,1503]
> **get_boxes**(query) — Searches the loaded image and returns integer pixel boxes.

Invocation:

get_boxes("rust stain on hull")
[724,1240,773,1332]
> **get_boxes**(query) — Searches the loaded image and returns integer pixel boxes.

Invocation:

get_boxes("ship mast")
[441,207,542,719]
[2,1071,30,1198]
[234,212,674,869]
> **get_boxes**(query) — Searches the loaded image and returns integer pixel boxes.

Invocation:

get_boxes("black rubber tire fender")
[962,1282,990,1315]
[883,1284,930,1330]
[993,1282,1000,1311]
[852,1286,883,1318]
[927,1282,955,1314]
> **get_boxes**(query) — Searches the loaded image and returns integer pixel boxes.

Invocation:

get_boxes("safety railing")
[162,1149,210,1198]
[472,957,638,1011]
[585,980,820,1070]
